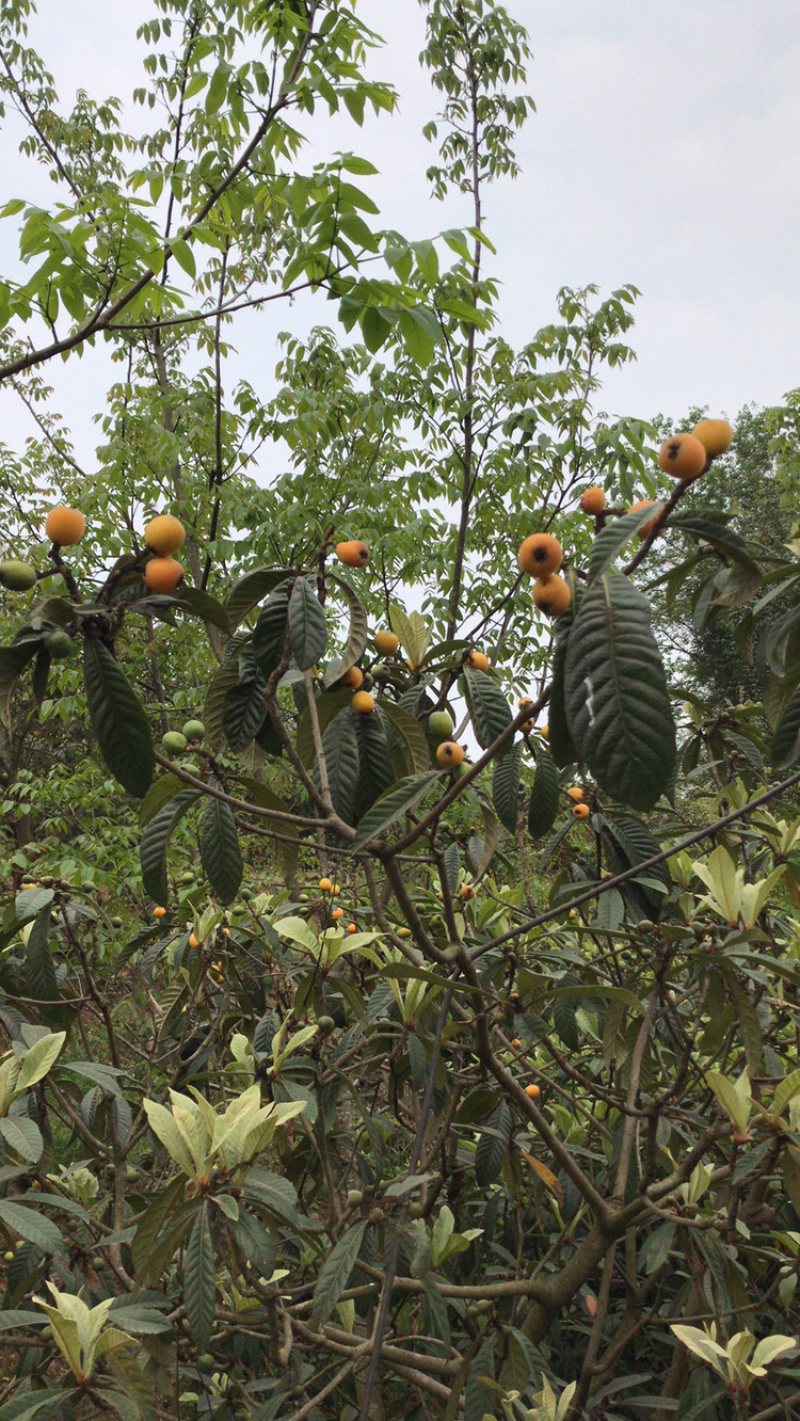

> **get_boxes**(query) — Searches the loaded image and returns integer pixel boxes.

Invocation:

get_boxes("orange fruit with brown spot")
[436,741,465,767]
[352,690,375,714]
[144,557,184,592]
[580,486,606,515]
[460,884,475,900]
[573,803,591,820]
[629,500,659,539]
[466,649,490,671]
[531,575,571,616]
[518,533,562,578]
[691,418,733,458]
[657,433,707,481]
[336,540,369,568]
[341,666,364,690]
[45,506,86,546]
[145,514,185,555]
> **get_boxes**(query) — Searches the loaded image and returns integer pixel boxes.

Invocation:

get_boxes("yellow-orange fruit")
[332,907,344,919]
[351,690,375,714]
[45,506,85,546]
[466,649,490,671]
[580,486,606,515]
[517,696,534,709]
[347,923,357,933]
[375,630,399,655]
[436,740,465,767]
[540,724,549,740]
[691,418,734,458]
[518,533,563,578]
[144,557,184,592]
[318,878,332,892]
[342,666,364,690]
[573,803,591,820]
[629,500,659,539]
[657,433,708,481]
[336,540,369,568]
[460,884,475,900]
[145,514,185,556]
[332,884,341,896]
[525,1083,541,1099]
[531,575,571,616]
[566,787,584,803]
[512,1038,522,1049]
[153,906,166,918]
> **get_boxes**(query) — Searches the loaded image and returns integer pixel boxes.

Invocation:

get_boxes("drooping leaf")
[319,709,361,824]
[225,567,295,629]
[668,510,762,579]
[295,688,353,767]
[600,814,670,921]
[381,699,431,775]
[492,745,522,834]
[563,574,675,811]
[252,580,292,682]
[353,772,440,849]
[324,575,369,685]
[25,907,58,1004]
[462,667,513,749]
[139,773,184,828]
[0,1118,43,1164]
[464,1334,496,1421]
[771,682,800,769]
[172,587,231,634]
[289,576,327,670]
[184,1201,215,1350]
[0,1199,62,1253]
[83,638,155,797]
[527,745,560,840]
[203,652,244,751]
[201,791,243,904]
[0,644,38,729]
[140,790,200,906]
[311,1221,366,1328]
[222,676,267,752]
[475,1102,512,1187]
[353,710,395,821]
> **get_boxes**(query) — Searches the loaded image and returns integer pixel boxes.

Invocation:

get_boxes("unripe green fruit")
[111,916,123,928]
[346,1189,364,1207]
[126,1165,141,1183]
[181,719,206,742]
[408,1202,423,1219]
[44,630,74,659]
[0,560,37,592]
[91,1256,104,1270]
[181,870,195,884]
[162,731,188,753]
[361,673,373,691]
[197,1353,215,1374]
[3,1251,14,1262]
[428,710,454,740]
[317,1015,335,1032]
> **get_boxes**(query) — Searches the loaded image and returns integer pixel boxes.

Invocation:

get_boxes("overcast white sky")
[1,0,799,462]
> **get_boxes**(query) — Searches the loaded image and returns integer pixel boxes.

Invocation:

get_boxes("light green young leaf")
[16,1031,66,1093]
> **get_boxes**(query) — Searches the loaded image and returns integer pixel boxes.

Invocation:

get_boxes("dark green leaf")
[172,587,231,634]
[184,1201,215,1351]
[771,682,800,769]
[0,1390,77,1421]
[527,745,560,840]
[381,699,431,775]
[475,1102,512,1187]
[204,654,244,751]
[289,577,327,670]
[83,639,155,797]
[0,644,38,729]
[296,688,353,767]
[252,580,292,681]
[25,907,57,1004]
[319,709,360,824]
[353,772,440,848]
[462,667,512,749]
[140,790,200,906]
[139,773,184,828]
[312,1221,367,1327]
[552,996,579,1051]
[31,649,50,705]
[563,575,675,811]
[549,635,578,768]
[225,567,295,629]
[222,677,267,752]
[0,1199,62,1253]
[201,790,243,904]
[464,1335,496,1421]
[236,778,299,885]
[353,710,395,820]
[492,745,522,833]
